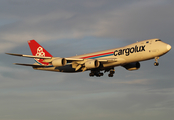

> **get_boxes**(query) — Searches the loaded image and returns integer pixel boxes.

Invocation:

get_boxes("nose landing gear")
[154,57,159,66]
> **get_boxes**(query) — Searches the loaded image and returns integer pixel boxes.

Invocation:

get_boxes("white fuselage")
[34,38,171,73]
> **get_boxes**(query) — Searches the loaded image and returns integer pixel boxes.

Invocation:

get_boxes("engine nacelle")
[123,62,140,71]
[52,58,67,67]
[85,60,100,69]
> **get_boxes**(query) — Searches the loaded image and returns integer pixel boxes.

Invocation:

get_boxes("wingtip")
[5,53,14,55]
[5,53,22,56]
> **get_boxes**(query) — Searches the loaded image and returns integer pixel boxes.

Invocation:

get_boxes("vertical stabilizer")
[28,40,53,57]
[28,40,53,65]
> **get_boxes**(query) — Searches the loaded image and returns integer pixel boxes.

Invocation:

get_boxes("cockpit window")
[146,41,149,43]
[155,39,162,42]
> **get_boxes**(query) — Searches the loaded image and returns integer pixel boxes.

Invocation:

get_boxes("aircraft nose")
[167,44,172,51]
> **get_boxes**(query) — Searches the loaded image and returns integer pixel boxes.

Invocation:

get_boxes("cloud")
[0,42,19,54]
[0,0,173,43]
[1,0,174,54]
[94,0,174,40]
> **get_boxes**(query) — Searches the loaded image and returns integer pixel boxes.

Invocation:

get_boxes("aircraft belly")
[34,65,79,73]
[102,62,122,68]
[55,65,79,72]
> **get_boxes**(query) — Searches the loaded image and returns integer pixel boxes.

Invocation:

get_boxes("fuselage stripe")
[34,59,53,67]
[80,51,114,59]
[36,51,114,67]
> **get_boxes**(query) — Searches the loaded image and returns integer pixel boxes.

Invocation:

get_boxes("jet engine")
[123,62,140,71]
[52,58,67,67]
[85,60,100,69]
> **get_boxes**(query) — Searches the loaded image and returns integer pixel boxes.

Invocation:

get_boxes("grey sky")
[0,0,174,120]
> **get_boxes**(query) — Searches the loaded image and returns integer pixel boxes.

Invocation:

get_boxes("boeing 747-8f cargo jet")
[6,38,171,77]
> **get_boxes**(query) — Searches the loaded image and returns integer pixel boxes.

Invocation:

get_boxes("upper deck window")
[155,39,162,42]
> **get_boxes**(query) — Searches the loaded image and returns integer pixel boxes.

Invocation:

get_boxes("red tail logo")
[28,40,53,65]
[36,47,45,57]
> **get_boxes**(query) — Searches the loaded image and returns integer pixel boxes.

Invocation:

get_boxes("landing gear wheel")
[110,71,115,74]
[96,72,103,77]
[154,57,159,66]
[89,71,104,77]
[154,62,159,66]
[108,74,113,77]
[107,68,115,77]
[89,73,94,77]
[100,73,104,76]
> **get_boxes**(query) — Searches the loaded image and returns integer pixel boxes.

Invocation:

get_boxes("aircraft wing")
[6,53,124,63]
[98,58,125,63]
[98,58,117,62]
[6,53,125,71]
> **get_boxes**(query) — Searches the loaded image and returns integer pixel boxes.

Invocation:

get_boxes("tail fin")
[28,40,53,57]
[28,40,53,65]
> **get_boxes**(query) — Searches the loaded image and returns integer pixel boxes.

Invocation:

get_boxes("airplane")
[6,38,171,77]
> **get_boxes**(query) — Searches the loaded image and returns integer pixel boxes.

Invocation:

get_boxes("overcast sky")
[0,0,174,120]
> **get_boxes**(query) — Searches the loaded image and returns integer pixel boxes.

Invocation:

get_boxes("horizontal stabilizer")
[6,53,52,59]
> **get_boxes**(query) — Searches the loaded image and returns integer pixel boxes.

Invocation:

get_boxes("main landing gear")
[108,69,115,77]
[89,71,104,77]
[154,57,159,66]
[89,68,115,77]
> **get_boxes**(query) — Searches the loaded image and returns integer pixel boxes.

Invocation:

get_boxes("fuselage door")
[148,40,159,57]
